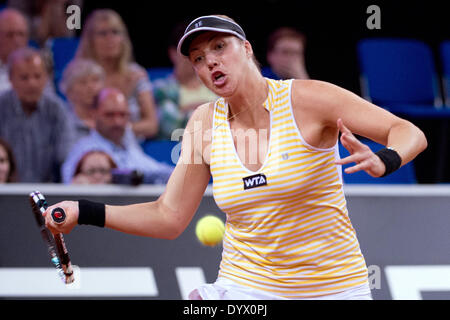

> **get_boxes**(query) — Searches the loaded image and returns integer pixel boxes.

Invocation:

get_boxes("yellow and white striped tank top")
[210,78,369,298]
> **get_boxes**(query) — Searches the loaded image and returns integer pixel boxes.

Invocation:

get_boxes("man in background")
[153,22,217,140]
[62,87,174,184]
[0,47,74,182]
[0,8,29,93]
[264,27,309,80]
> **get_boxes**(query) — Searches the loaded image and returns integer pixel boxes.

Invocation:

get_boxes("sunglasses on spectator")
[94,29,122,37]
[82,168,111,176]
[273,48,303,56]
[1,31,27,38]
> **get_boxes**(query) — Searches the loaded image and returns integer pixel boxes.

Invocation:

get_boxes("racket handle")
[51,207,66,224]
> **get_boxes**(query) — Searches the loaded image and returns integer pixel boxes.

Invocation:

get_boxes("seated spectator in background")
[0,47,75,182]
[153,22,217,140]
[74,9,158,140]
[71,150,116,184]
[0,8,56,95]
[7,0,83,47]
[265,27,309,80]
[62,87,173,184]
[0,8,29,93]
[59,58,105,142]
[0,138,17,183]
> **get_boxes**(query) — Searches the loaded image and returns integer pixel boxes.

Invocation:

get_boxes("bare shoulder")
[290,78,404,143]
[126,63,149,81]
[186,101,215,129]
[128,62,146,74]
[291,79,371,123]
[291,79,351,105]
[290,80,335,124]
[183,101,216,164]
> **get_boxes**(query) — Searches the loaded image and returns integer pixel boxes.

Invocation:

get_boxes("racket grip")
[51,207,66,224]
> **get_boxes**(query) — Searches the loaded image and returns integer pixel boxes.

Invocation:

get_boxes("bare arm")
[131,89,159,139]
[126,68,159,139]
[104,145,211,238]
[44,103,214,238]
[292,80,427,176]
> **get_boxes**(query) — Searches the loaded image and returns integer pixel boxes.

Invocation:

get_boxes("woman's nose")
[206,54,219,69]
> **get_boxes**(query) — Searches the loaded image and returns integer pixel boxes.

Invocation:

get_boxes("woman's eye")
[216,42,225,50]
[194,56,203,63]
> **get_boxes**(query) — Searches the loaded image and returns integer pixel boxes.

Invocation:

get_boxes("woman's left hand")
[334,118,386,177]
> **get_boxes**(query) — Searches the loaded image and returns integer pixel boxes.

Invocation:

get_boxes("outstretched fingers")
[337,118,364,154]
[335,119,384,177]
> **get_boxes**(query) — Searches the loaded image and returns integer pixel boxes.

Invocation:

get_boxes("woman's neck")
[226,68,268,124]
[98,57,120,74]
[73,103,95,127]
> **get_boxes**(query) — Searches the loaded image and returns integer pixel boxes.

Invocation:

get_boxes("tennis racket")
[29,191,75,284]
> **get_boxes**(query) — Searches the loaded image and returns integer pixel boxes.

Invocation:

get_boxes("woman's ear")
[244,40,253,58]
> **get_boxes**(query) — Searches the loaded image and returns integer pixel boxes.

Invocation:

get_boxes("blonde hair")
[75,9,133,74]
[59,58,105,95]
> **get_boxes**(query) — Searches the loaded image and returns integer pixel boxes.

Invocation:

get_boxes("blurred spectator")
[0,47,75,182]
[153,22,217,140]
[71,150,116,184]
[75,9,158,140]
[61,87,174,184]
[0,138,17,183]
[265,27,309,80]
[0,8,29,93]
[7,0,83,46]
[59,58,105,142]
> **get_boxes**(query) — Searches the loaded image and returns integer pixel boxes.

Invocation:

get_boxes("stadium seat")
[47,37,80,97]
[357,38,450,118]
[141,139,179,166]
[28,40,40,49]
[338,139,416,184]
[147,67,173,82]
[261,66,279,80]
[440,40,450,106]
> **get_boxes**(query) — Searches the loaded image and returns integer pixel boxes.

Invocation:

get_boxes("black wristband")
[78,199,105,227]
[375,147,402,177]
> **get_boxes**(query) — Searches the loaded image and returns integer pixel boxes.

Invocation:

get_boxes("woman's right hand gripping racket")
[29,191,76,285]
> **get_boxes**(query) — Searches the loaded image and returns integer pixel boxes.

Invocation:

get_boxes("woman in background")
[75,9,158,140]
[59,58,105,142]
[71,150,117,184]
[0,138,17,183]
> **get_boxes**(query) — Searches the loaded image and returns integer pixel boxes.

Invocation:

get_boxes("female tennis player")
[44,15,427,299]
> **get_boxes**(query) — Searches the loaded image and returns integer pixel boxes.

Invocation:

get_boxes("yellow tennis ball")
[195,215,225,246]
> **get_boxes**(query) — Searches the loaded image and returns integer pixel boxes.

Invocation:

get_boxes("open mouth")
[212,71,226,86]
